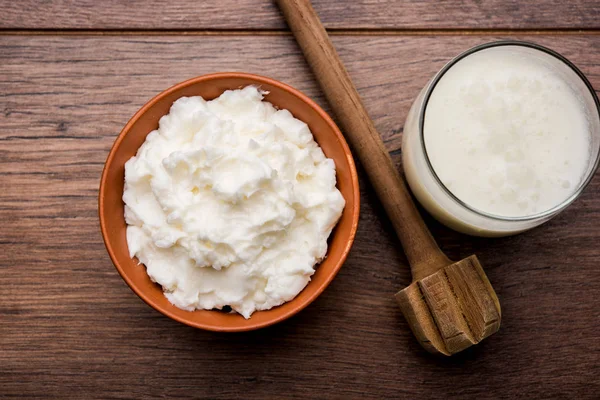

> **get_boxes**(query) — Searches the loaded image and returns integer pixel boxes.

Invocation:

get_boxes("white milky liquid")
[424,50,591,217]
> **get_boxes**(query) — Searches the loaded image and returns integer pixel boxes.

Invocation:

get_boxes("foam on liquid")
[424,49,591,218]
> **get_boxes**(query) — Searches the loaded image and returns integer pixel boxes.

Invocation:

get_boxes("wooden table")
[2,1,599,398]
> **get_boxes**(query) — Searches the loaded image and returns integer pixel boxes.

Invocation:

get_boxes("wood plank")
[1,0,600,30]
[1,35,600,399]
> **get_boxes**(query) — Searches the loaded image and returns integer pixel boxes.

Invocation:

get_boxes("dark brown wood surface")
[2,0,600,30]
[1,2,600,398]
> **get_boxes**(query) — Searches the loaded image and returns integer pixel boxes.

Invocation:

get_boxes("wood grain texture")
[1,0,600,30]
[397,255,501,355]
[1,34,600,399]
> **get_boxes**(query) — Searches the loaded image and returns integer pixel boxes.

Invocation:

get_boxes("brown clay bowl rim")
[99,72,360,331]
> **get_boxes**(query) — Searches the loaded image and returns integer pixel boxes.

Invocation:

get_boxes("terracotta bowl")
[99,72,360,331]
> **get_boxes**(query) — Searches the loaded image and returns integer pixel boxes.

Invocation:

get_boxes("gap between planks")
[1,28,600,36]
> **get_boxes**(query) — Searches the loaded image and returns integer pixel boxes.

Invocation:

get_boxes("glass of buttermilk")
[403,41,600,236]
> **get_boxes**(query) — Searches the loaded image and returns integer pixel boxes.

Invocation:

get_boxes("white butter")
[123,86,345,318]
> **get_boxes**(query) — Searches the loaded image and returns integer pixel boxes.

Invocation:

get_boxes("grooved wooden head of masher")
[395,255,501,356]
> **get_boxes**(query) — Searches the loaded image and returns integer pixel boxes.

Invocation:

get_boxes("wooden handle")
[276,0,450,279]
